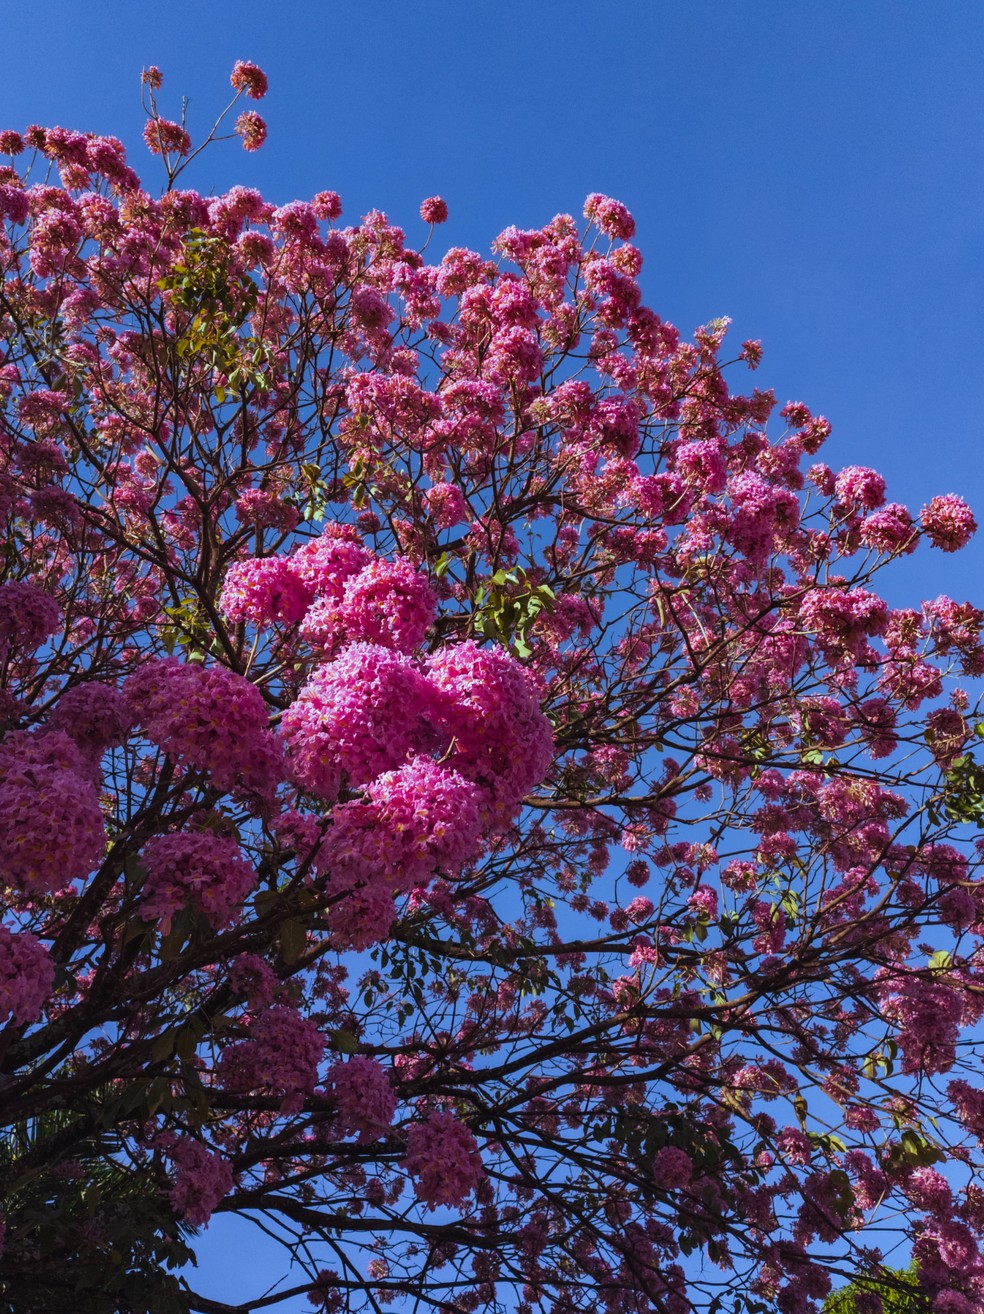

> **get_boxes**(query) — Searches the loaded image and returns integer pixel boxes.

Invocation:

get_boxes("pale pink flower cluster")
[140,832,256,931]
[0,729,106,893]
[218,1006,324,1113]
[0,581,61,658]
[920,494,977,552]
[159,1133,233,1227]
[402,1110,485,1210]
[0,925,54,1025]
[325,1056,396,1143]
[124,657,283,801]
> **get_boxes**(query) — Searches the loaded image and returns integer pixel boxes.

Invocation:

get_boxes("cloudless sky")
[2,1,983,1306]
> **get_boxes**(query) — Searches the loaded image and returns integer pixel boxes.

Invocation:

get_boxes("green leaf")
[278,917,308,965]
[332,1029,359,1054]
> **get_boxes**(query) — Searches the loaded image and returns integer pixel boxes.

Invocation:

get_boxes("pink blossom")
[0,185,29,226]
[234,489,300,533]
[228,953,278,1008]
[160,1134,233,1227]
[933,1293,976,1314]
[402,1110,485,1210]
[799,587,888,661]
[652,1146,693,1188]
[325,879,397,951]
[221,556,313,626]
[327,757,484,892]
[920,494,977,552]
[281,643,437,798]
[140,832,256,931]
[0,926,54,1025]
[881,975,963,1074]
[124,658,283,802]
[50,681,131,755]
[290,526,372,600]
[143,119,191,157]
[230,60,268,99]
[583,193,636,240]
[337,557,437,652]
[235,111,267,153]
[326,1056,396,1142]
[688,886,718,920]
[427,640,554,824]
[0,581,61,658]
[0,731,106,893]
[424,481,469,528]
[834,465,886,511]
[312,191,342,220]
[859,502,916,555]
[219,1006,324,1113]
[420,196,448,224]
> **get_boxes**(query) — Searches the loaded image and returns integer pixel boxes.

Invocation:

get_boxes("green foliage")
[473,567,556,657]
[823,1264,931,1314]
[0,1108,196,1313]
[156,228,272,396]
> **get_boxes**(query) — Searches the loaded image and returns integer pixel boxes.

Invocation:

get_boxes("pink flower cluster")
[920,494,977,552]
[323,757,483,904]
[221,556,312,626]
[428,640,555,825]
[223,528,436,655]
[330,557,436,652]
[279,609,552,944]
[124,657,283,802]
[218,1006,325,1113]
[402,1110,485,1210]
[0,581,61,659]
[583,193,636,241]
[234,488,300,532]
[325,1056,396,1143]
[140,832,256,931]
[424,481,469,528]
[881,975,964,1075]
[49,681,131,760]
[798,587,888,662]
[0,925,54,1026]
[159,1134,233,1227]
[0,729,106,894]
[652,1146,693,1189]
[282,643,437,799]
[290,525,372,600]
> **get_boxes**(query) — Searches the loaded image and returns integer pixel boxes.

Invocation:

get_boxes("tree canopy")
[0,64,983,1314]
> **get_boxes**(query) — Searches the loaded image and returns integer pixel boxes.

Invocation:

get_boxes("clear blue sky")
[3,2,983,1306]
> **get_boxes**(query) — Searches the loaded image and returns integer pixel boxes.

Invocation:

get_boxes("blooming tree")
[1,63,984,1314]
